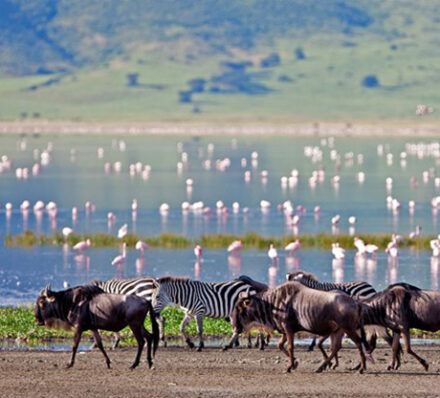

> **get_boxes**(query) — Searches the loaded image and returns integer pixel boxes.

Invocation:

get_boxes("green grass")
[5,231,437,251]
[0,307,232,344]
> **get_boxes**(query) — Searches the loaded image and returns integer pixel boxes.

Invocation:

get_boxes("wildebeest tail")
[149,305,159,356]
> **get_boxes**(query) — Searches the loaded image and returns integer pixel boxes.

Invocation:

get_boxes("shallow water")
[1,134,440,305]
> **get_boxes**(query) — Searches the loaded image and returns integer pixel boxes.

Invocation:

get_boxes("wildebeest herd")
[35,271,440,374]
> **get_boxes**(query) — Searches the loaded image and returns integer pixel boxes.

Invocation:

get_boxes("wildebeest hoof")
[65,363,73,369]
[186,341,195,349]
[196,347,203,352]
[358,368,364,374]
[422,362,429,371]
[350,364,361,372]
[315,366,324,373]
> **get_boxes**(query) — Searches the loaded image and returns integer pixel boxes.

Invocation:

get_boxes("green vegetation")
[0,1,439,122]
[4,231,437,251]
[0,306,232,344]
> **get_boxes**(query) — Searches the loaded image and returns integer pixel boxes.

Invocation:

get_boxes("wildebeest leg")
[401,328,429,371]
[195,314,204,351]
[308,335,317,351]
[223,330,239,350]
[67,327,83,368]
[315,330,343,373]
[180,313,195,349]
[344,329,367,374]
[91,329,111,369]
[128,323,146,369]
[388,331,401,370]
[316,335,334,370]
[277,334,288,357]
[158,314,167,347]
[112,332,121,349]
[142,326,154,369]
[285,330,298,373]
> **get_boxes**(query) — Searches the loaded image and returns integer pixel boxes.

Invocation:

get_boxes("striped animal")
[150,275,268,350]
[92,277,166,347]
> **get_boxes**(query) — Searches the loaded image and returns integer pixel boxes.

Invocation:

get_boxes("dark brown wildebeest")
[35,284,159,369]
[225,281,371,373]
[362,282,440,371]
[286,270,401,369]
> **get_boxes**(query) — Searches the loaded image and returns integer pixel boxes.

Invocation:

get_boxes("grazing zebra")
[150,275,268,351]
[286,271,396,358]
[92,277,166,347]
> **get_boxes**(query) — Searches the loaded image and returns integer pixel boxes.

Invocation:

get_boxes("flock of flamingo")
[1,133,440,289]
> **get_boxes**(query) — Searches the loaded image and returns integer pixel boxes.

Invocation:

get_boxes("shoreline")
[0,120,439,136]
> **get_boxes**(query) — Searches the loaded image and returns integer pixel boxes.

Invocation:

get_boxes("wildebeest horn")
[40,284,52,296]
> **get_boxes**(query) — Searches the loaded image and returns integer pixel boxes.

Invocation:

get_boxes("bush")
[362,75,379,88]
[260,53,280,68]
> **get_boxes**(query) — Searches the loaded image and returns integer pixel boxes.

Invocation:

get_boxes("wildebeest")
[226,281,371,373]
[35,284,159,369]
[362,282,440,371]
[286,270,400,366]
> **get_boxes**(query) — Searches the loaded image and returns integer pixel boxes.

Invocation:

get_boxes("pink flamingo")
[135,240,149,257]
[194,245,203,259]
[268,244,278,266]
[73,239,91,253]
[227,240,243,253]
[111,242,127,266]
[284,240,301,255]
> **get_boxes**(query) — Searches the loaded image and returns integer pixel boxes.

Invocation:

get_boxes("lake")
[0,133,439,305]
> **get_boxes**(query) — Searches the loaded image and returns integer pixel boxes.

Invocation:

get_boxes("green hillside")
[0,0,439,123]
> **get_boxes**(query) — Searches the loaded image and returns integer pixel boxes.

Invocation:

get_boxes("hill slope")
[0,0,439,122]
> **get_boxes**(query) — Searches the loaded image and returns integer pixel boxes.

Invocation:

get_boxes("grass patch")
[5,231,437,251]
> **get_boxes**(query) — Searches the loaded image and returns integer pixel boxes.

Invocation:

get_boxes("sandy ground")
[1,345,440,397]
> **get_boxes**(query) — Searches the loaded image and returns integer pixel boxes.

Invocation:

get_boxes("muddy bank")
[1,346,440,397]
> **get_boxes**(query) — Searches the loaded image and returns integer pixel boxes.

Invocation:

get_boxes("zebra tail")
[149,306,160,356]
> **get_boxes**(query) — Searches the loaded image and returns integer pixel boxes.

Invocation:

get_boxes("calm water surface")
[0,134,439,305]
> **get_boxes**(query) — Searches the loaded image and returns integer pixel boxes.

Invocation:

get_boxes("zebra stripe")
[286,272,377,299]
[93,277,155,299]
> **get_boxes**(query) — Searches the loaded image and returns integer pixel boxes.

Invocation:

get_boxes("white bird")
[290,214,300,226]
[285,240,301,255]
[331,214,340,225]
[348,216,356,225]
[117,224,128,239]
[430,238,440,257]
[194,245,203,259]
[135,240,149,256]
[112,243,127,266]
[353,237,366,255]
[159,203,170,214]
[62,227,73,240]
[227,240,243,253]
[132,199,138,212]
[385,239,398,258]
[409,225,421,239]
[73,239,91,253]
[365,244,379,258]
[331,243,345,259]
[268,244,278,266]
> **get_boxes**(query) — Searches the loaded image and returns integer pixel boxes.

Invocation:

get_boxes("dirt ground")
[1,345,440,398]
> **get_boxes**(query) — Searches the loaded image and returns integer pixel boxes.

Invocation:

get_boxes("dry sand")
[1,345,440,397]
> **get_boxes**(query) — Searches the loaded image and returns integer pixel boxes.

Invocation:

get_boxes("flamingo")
[135,240,149,257]
[331,243,345,259]
[430,238,440,257]
[73,239,91,253]
[285,240,301,255]
[117,224,128,239]
[268,244,278,266]
[409,225,422,239]
[353,237,366,256]
[194,245,203,259]
[365,244,379,258]
[331,214,340,225]
[385,239,398,258]
[112,242,127,266]
[227,240,243,253]
[62,227,73,240]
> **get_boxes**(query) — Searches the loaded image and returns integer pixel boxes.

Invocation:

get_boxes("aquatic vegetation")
[5,231,437,251]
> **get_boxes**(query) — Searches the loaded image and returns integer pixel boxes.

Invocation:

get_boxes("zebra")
[286,271,397,359]
[150,275,268,351]
[92,277,167,347]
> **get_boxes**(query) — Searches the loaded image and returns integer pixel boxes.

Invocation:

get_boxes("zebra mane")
[157,276,190,283]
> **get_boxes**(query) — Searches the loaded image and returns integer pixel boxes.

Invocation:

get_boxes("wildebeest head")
[231,290,273,335]
[34,284,60,327]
